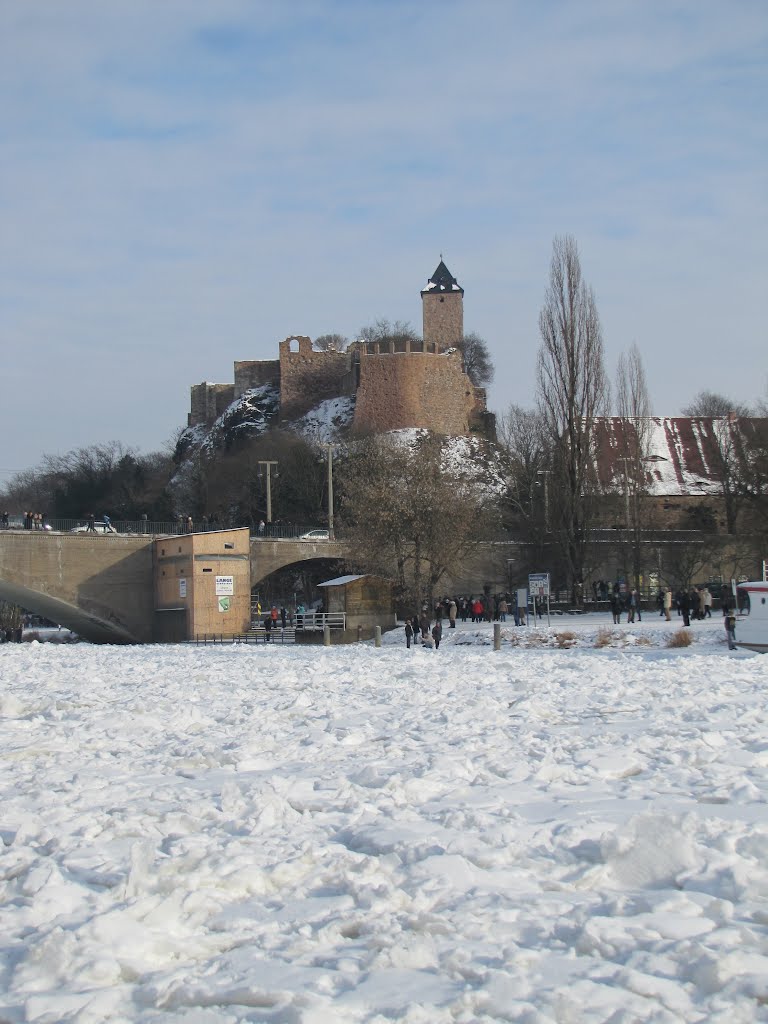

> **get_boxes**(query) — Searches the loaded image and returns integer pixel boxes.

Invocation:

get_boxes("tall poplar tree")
[536,235,608,602]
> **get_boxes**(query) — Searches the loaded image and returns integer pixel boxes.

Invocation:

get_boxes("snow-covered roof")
[421,259,464,296]
[593,416,767,496]
[318,575,368,587]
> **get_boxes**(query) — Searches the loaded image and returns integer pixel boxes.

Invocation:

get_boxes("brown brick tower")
[421,258,464,349]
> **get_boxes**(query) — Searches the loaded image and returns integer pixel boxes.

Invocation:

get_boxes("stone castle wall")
[278,336,350,421]
[189,383,236,427]
[234,360,281,398]
[352,349,479,435]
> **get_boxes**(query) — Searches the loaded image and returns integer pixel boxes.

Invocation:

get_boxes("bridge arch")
[0,532,155,643]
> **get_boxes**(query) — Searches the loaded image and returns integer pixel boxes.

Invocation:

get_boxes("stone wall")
[234,360,281,398]
[422,291,463,348]
[189,383,236,427]
[352,350,478,435]
[278,336,349,420]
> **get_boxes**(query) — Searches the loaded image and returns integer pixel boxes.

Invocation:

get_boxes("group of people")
[609,587,643,624]
[442,594,527,626]
[20,512,47,530]
[404,611,443,650]
[656,585,714,626]
[253,601,289,640]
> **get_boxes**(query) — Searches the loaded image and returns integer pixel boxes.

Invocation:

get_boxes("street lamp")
[257,461,278,523]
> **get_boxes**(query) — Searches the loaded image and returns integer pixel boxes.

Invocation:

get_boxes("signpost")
[528,572,551,626]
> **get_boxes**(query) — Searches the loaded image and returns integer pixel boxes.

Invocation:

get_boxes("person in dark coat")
[684,589,696,626]
[405,620,414,649]
[431,621,442,649]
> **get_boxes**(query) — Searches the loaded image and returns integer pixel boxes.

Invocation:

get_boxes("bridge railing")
[0,518,333,539]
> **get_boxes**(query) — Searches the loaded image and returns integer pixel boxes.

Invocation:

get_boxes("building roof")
[318,574,392,588]
[593,416,767,496]
[317,575,367,587]
[421,259,464,296]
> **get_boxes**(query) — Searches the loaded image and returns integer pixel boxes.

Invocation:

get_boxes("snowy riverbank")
[1,626,766,1022]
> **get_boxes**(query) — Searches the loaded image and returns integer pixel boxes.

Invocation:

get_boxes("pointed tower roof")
[421,258,464,296]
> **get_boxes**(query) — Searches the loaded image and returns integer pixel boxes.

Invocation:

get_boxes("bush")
[594,627,614,648]
[667,629,693,648]
[555,631,577,648]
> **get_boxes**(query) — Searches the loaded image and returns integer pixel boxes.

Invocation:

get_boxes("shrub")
[667,629,693,648]
[594,627,614,648]
[555,631,577,648]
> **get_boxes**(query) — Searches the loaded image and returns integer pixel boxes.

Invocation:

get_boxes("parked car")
[298,529,330,541]
[70,522,113,534]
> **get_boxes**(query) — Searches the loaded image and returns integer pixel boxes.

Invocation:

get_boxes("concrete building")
[154,528,251,642]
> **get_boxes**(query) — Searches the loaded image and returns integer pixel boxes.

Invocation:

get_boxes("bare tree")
[536,235,608,603]
[456,332,494,388]
[497,404,549,536]
[682,390,752,417]
[358,319,420,346]
[314,333,349,352]
[615,343,653,588]
[338,433,492,609]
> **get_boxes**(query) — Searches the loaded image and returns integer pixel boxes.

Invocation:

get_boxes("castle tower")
[421,259,464,349]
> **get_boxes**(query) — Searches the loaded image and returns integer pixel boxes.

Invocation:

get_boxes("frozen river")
[1,616,767,1022]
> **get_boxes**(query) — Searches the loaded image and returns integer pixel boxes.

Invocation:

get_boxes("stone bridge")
[0,532,351,644]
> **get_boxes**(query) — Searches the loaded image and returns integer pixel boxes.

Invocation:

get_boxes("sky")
[1,0,766,480]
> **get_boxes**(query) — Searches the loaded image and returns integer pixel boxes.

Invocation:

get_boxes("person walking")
[448,599,457,628]
[684,589,696,626]
[703,587,713,618]
[405,619,414,649]
[431,621,442,650]
[610,591,622,625]
[498,597,508,622]
[419,611,430,640]
[725,610,737,650]
[663,588,672,621]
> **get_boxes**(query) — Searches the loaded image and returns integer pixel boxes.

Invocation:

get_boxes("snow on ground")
[1,618,767,1022]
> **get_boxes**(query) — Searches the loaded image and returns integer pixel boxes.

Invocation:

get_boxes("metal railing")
[250,606,348,630]
[193,630,296,645]
[0,517,333,539]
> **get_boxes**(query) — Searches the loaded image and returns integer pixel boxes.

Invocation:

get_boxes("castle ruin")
[188,261,492,437]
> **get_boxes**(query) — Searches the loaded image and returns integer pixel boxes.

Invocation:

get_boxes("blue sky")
[1,0,766,478]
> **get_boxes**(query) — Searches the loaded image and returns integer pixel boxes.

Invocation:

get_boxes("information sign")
[215,576,234,596]
[179,578,187,598]
[528,573,550,598]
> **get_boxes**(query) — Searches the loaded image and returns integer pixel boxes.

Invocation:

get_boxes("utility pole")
[618,457,631,529]
[326,445,335,539]
[536,470,550,531]
[258,461,278,523]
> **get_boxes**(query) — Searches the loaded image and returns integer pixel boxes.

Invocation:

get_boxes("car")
[70,522,113,534]
[298,529,330,541]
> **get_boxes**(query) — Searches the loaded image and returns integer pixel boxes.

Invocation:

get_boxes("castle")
[188,261,492,437]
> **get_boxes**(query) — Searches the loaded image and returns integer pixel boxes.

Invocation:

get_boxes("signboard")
[179,578,187,598]
[528,573,550,598]
[218,597,231,613]
[215,576,234,596]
